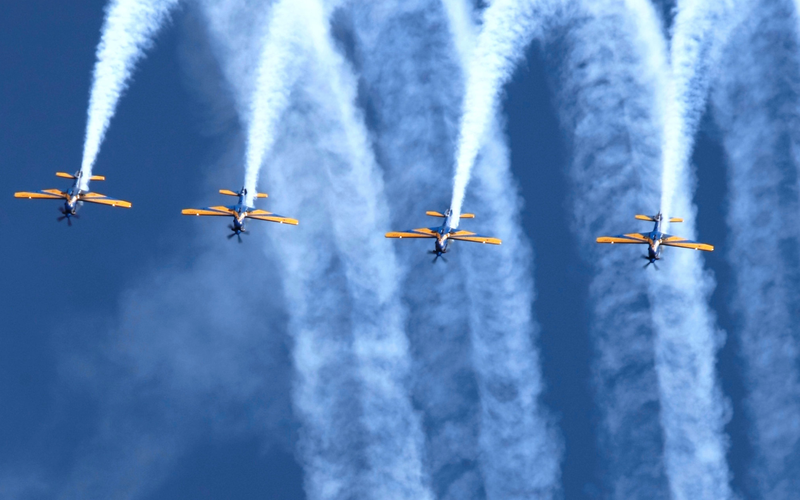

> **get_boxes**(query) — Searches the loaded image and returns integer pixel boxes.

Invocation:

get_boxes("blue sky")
[1,0,794,499]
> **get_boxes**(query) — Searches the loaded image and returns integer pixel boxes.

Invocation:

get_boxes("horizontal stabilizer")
[56,172,77,179]
[635,214,655,221]
[219,189,239,196]
[668,218,683,223]
[426,211,445,217]
[89,175,105,181]
[256,193,268,199]
[460,213,475,219]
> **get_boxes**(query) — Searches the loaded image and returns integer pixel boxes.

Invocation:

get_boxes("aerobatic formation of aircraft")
[14,171,131,225]
[385,208,502,262]
[181,187,298,242]
[596,213,714,269]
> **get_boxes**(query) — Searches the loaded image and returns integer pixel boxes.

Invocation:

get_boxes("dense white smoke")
[659,0,734,229]
[449,0,543,223]
[643,1,737,498]
[443,1,562,498]
[203,0,432,497]
[714,1,800,497]
[348,2,487,497]
[242,0,303,205]
[551,0,669,497]
[299,0,432,497]
[80,0,180,190]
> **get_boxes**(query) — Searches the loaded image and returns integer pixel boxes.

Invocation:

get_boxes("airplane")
[14,171,132,225]
[596,212,714,269]
[181,187,298,242]
[385,208,501,262]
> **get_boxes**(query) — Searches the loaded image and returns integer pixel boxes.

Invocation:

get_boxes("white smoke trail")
[299,0,432,497]
[202,0,432,497]
[443,1,562,498]
[449,0,541,222]
[659,0,735,230]
[196,2,365,498]
[80,0,180,190]
[242,0,304,205]
[714,1,800,498]
[551,1,668,497]
[641,0,738,498]
[348,2,485,497]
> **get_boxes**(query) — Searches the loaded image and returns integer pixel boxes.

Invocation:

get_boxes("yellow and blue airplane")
[182,187,298,242]
[596,212,714,268]
[385,208,501,262]
[14,171,131,225]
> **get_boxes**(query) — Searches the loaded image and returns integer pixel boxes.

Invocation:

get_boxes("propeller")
[227,224,243,243]
[430,251,447,264]
[57,207,78,226]
[642,255,659,270]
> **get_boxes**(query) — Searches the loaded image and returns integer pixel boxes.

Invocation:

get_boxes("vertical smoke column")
[198,1,367,497]
[242,0,305,205]
[550,0,669,497]
[444,1,562,498]
[449,0,541,222]
[81,0,180,189]
[660,0,734,226]
[714,1,800,498]
[348,2,484,497]
[300,0,432,497]
[649,0,736,498]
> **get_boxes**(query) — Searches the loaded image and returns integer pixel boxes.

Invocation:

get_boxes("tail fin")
[635,214,656,221]
[56,172,77,180]
[219,189,239,196]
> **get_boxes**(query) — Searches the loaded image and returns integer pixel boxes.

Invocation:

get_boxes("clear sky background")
[0,0,770,499]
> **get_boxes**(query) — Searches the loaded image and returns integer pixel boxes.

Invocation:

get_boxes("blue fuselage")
[229,192,251,234]
[433,212,458,256]
[646,219,665,263]
[62,184,81,216]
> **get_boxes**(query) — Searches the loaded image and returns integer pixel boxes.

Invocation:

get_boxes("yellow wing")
[596,233,650,244]
[78,192,132,208]
[385,227,438,239]
[246,209,298,225]
[449,230,501,245]
[15,189,68,200]
[661,235,714,252]
[182,206,235,217]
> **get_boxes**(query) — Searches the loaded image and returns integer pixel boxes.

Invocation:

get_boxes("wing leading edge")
[661,235,714,252]
[14,189,68,200]
[79,192,132,208]
[385,227,438,239]
[596,233,650,244]
[181,206,236,217]
[246,209,298,225]
[448,229,501,245]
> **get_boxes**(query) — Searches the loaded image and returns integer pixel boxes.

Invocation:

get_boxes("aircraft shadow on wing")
[14,171,131,225]
[385,208,501,262]
[596,212,714,269]
[182,187,298,242]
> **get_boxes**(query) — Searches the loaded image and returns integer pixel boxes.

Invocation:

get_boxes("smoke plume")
[81,0,180,189]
